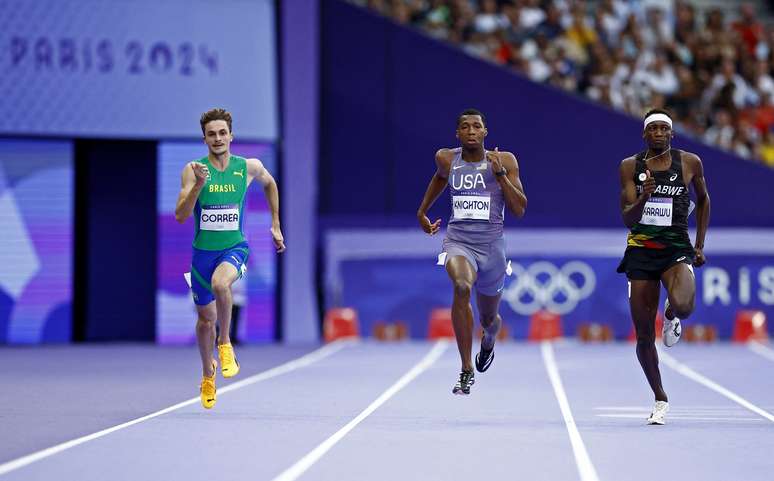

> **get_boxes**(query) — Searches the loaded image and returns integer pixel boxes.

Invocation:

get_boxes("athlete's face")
[203,120,233,156]
[456,115,487,148]
[643,121,673,150]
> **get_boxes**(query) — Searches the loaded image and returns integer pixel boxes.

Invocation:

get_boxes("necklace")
[643,147,671,164]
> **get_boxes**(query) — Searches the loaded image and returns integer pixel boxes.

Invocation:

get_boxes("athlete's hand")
[694,247,706,267]
[271,224,286,253]
[642,169,656,198]
[191,162,210,186]
[418,213,442,235]
[486,147,505,174]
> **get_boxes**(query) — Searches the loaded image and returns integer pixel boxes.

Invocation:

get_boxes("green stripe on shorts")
[191,266,212,293]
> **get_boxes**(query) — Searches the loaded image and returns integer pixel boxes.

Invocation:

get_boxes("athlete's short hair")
[457,108,486,127]
[643,108,672,121]
[200,108,233,135]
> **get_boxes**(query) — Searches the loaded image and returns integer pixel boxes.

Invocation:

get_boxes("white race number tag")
[200,204,240,231]
[452,195,491,221]
[640,197,673,226]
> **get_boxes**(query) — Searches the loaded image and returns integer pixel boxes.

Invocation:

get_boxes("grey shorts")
[442,237,507,296]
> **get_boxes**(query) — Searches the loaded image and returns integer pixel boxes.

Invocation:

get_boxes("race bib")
[453,194,491,220]
[200,204,240,231]
[640,197,672,226]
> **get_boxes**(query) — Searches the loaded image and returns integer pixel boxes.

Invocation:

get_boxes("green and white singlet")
[193,155,248,251]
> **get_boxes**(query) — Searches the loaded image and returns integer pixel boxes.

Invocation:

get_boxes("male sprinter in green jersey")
[175,108,285,409]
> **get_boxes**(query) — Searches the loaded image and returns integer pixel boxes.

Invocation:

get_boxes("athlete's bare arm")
[417,149,453,235]
[247,158,286,253]
[682,152,710,267]
[175,162,209,223]
[487,148,527,218]
[620,156,655,228]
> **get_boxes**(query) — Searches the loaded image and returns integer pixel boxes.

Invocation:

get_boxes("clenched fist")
[191,162,210,185]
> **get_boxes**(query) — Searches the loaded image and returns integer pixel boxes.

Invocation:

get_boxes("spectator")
[564,4,597,56]
[534,3,565,41]
[704,59,759,111]
[704,109,735,149]
[473,0,508,34]
[732,3,764,56]
[502,2,530,45]
[632,52,679,96]
[520,0,546,30]
[523,33,553,82]
[359,0,774,167]
[674,1,697,44]
[757,130,774,166]
[755,60,774,98]
[641,7,673,50]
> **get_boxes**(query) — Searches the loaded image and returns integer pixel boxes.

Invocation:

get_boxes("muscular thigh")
[660,262,695,297]
[629,279,661,336]
[629,279,660,307]
[196,302,217,322]
[446,255,477,284]
[212,261,239,289]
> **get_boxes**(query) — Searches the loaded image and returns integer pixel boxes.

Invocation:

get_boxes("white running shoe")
[647,400,669,425]
[663,299,682,347]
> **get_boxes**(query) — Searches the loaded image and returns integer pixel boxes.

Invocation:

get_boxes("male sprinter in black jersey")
[617,108,710,424]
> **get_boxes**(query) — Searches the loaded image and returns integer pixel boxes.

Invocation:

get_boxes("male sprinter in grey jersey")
[617,108,710,424]
[417,108,527,395]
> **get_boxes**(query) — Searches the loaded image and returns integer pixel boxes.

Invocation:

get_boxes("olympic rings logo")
[502,261,596,315]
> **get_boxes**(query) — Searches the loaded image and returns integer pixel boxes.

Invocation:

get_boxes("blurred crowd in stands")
[354,0,774,167]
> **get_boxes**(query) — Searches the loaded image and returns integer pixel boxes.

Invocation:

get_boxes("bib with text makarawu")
[640,197,673,226]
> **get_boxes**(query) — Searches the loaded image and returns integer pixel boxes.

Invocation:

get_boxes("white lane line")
[271,340,449,481]
[660,350,774,423]
[748,341,774,362]
[595,406,755,414]
[596,414,762,422]
[541,342,600,481]
[0,341,353,477]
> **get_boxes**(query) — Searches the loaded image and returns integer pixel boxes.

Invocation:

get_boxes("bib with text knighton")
[452,194,491,221]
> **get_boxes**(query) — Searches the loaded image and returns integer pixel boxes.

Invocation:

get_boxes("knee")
[634,325,655,345]
[479,312,497,328]
[197,315,216,329]
[452,280,472,300]
[212,280,230,298]
[671,297,694,319]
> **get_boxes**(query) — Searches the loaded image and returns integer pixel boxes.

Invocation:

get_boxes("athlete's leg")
[446,256,477,373]
[212,262,240,346]
[630,279,668,402]
[661,263,695,320]
[195,302,217,376]
[474,238,506,352]
[474,291,502,373]
[476,292,502,351]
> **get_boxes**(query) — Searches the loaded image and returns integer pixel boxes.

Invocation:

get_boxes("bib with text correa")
[199,204,240,231]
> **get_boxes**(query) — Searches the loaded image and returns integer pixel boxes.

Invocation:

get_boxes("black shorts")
[616,246,694,281]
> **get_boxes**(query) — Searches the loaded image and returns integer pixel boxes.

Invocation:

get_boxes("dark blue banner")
[331,230,774,340]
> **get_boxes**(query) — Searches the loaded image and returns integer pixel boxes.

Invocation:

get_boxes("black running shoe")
[452,370,475,395]
[475,341,495,373]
